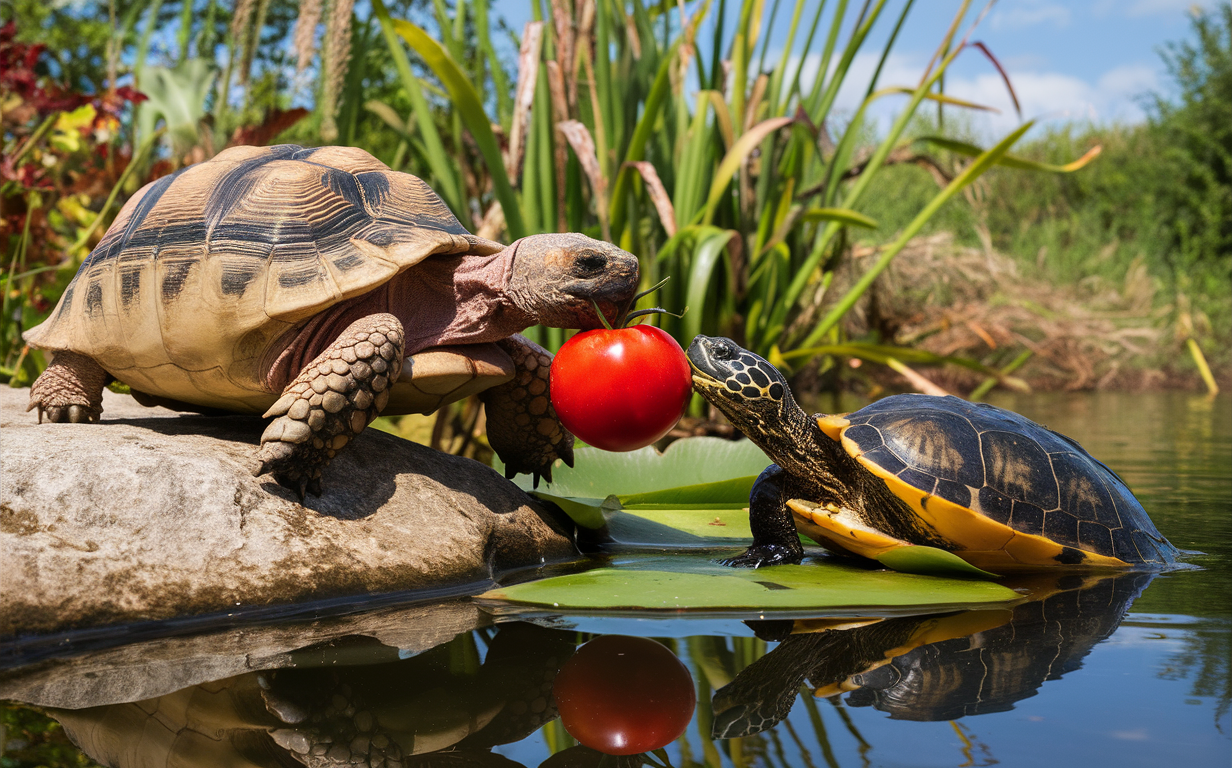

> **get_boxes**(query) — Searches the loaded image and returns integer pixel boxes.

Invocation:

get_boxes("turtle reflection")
[712,571,1155,737]
[45,623,575,768]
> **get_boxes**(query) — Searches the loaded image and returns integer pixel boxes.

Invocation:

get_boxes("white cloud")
[1097,63,1160,99]
[776,48,1162,139]
[990,1,1072,30]
[1126,0,1222,17]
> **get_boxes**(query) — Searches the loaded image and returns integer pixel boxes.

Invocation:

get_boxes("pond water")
[1,392,1228,767]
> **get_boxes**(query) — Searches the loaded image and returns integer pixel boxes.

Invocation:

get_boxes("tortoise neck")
[262,250,531,392]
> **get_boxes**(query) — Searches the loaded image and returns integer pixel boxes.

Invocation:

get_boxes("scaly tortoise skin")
[24,144,639,496]
[686,335,1178,571]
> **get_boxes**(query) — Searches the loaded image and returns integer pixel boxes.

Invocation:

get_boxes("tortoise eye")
[712,342,735,360]
[574,252,607,276]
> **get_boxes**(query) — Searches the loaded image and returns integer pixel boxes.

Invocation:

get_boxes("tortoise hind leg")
[479,334,573,486]
[253,313,404,498]
[28,350,111,423]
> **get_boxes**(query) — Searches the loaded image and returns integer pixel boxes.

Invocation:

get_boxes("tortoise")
[23,144,639,496]
[686,335,1179,571]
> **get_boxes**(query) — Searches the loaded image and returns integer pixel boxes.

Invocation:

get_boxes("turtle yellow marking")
[816,414,850,442]
[810,609,1012,698]
[848,446,1128,570]
[788,499,912,559]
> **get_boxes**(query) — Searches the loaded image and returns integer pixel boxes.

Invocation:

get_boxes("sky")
[495,0,1223,139]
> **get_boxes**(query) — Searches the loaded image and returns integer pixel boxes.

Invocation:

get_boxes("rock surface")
[0,599,487,708]
[0,387,577,638]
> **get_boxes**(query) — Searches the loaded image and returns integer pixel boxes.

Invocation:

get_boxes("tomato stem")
[624,306,687,324]
[590,300,616,330]
[632,276,672,304]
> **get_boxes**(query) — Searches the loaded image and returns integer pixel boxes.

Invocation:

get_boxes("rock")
[0,600,487,709]
[0,387,577,639]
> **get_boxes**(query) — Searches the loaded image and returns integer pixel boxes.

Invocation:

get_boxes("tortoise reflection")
[712,571,1155,738]
[45,623,576,768]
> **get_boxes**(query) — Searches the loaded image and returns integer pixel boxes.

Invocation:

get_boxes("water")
[1,392,1228,767]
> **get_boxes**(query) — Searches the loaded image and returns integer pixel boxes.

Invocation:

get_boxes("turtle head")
[687,336,804,446]
[506,234,639,329]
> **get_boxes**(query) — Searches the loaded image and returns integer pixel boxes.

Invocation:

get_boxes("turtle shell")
[811,394,1177,569]
[24,144,501,412]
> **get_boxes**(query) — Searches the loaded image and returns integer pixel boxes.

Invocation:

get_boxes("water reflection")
[21,574,1167,767]
[711,572,1152,737]
[3,393,1227,766]
[45,624,576,767]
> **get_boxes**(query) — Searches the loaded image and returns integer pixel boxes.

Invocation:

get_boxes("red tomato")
[552,635,696,755]
[549,325,692,451]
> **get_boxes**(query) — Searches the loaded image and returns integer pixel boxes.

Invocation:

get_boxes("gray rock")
[0,599,486,709]
[0,387,577,639]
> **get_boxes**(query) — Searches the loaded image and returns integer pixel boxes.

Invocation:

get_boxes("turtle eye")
[712,342,735,361]
[574,251,607,276]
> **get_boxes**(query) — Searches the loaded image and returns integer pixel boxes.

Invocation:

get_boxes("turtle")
[685,335,1179,571]
[23,144,639,496]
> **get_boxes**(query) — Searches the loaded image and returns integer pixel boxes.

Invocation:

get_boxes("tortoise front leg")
[253,313,404,497]
[479,334,574,486]
[27,350,111,423]
[720,464,805,568]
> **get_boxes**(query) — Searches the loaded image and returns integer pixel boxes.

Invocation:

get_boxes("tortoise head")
[687,336,802,442]
[506,233,639,329]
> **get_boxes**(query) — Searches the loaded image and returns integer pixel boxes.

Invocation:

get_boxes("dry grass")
[838,233,1181,392]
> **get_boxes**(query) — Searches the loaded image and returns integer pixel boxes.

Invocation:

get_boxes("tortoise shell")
[25,144,501,413]
[808,395,1178,569]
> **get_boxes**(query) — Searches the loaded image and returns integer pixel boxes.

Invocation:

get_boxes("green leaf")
[702,116,794,224]
[500,437,772,498]
[799,118,1037,348]
[800,207,879,229]
[531,492,608,530]
[915,135,1103,173]
[875,546,1000,578]
[617,476,760,507]
[609,38,683,237]
[393,19,526,240]
[371,0,467,225]
[606,508,757,543]
[480,557,1018,612]
[684,228,739,342]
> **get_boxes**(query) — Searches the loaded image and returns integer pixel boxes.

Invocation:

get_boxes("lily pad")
[497,437,771,497]
[616,476,759,507]
[876,546,1001,578]
[480,556,1018,613]
[607,508,756,543]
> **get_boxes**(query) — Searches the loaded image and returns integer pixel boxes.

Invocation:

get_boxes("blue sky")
[494,0,1223,138]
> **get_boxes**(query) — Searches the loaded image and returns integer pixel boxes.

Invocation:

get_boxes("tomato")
[549,325,692,452]
[552,635,696,755]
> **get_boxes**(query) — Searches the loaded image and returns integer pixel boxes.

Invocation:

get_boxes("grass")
[1,0,1226,399]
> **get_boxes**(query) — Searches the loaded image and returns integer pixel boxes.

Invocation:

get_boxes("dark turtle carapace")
[25,144,640,496]
[686,335,1178,571]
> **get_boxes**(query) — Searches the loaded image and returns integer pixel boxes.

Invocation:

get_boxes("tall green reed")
[373,0,1096,374]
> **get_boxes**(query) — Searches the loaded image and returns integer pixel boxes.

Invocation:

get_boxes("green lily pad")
[481,557,1018,612]
[497,437,771,497]
[607,508,757,543]
[876,546,1001,578]
[616,476,759,507]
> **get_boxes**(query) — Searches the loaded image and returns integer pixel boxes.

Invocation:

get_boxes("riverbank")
[832,232,1228,396]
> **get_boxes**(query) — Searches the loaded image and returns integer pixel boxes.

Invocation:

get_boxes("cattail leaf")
[506,21,544,181]
[702,116,793,225]
[394,19,526,241]
[371,0,468,228]
[624,161,677,236]
[916,136,1103,173]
